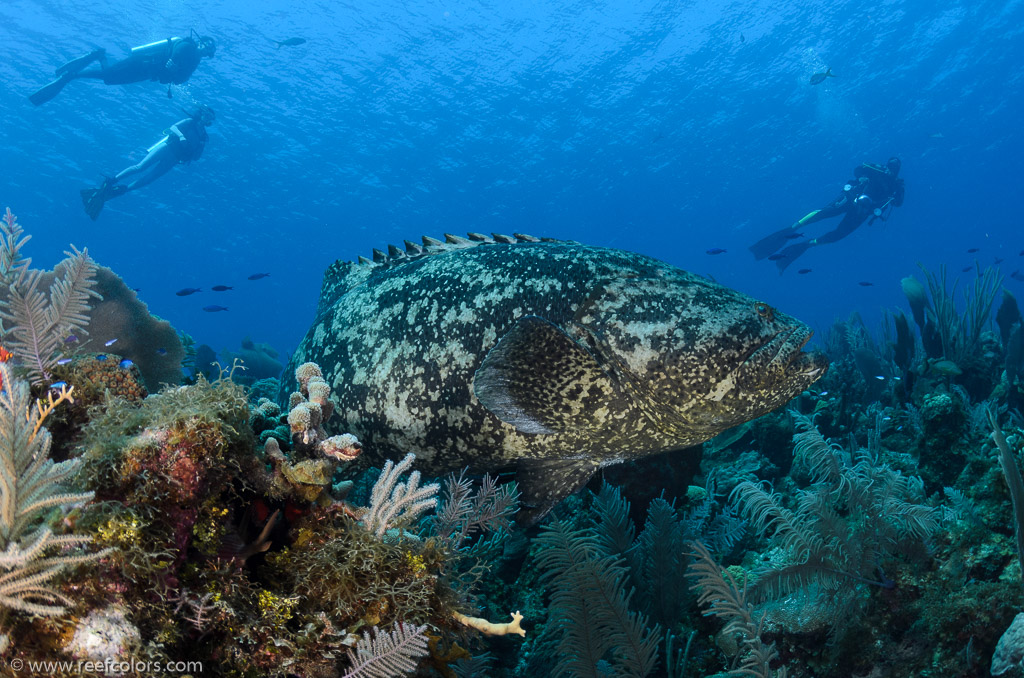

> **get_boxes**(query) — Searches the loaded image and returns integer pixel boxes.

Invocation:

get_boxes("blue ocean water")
[1,0,1022,361]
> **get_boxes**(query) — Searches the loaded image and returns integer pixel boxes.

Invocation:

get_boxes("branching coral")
[731,413,940,609]
[431,470,519,550]
[0,246,100,387]
[361,453,439,538]
[342,621,429,678]
[909,263,1003,365]
[0,362,109,634]
[687,540,786,678]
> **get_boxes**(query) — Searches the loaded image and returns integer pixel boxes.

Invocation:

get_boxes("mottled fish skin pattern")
[284,234,827,520]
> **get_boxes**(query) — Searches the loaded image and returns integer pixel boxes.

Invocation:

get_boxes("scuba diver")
[750,157,905,273]
[30,31,216,106]
[80,105,215,220]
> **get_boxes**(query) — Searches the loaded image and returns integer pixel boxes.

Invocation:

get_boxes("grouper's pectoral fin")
[516,457,602,525]
[473,315,616,434]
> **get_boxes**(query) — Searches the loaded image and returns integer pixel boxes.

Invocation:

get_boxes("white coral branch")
[362,453,439,538]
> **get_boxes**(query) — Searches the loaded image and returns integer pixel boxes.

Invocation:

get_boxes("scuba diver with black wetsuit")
[30,31,216,106]
[80,105,215,220]
[749,157,905,273]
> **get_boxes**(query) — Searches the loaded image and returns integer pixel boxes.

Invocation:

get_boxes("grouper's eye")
[754,302,774,321]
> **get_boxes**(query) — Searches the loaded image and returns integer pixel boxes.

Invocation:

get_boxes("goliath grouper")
[284,233,827,522]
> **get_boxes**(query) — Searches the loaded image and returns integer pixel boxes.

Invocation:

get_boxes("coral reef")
[0,217,100,385]
[0,362,109,651]
[0,209,183,392]
[8,229,1024,677]
[0,349,523,677]
[78,265,185,391]
[219,336,284,384]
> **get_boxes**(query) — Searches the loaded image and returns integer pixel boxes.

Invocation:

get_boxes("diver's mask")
[190,28,216,57]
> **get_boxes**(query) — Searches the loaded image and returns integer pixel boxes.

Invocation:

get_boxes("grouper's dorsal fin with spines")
[316,233,565,317]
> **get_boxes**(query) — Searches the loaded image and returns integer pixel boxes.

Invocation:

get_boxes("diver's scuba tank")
[131,37,177,63]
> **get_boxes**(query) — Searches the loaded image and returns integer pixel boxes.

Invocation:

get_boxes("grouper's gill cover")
[283,234,827,523]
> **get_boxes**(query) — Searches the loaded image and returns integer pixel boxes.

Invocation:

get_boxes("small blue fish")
[119,359,134,369]
[95,354,108,361]
[767,253,788,261]
[874,375,885,380]
[176,287,202,296]
[797,268,812,274]
[156,348,168,356]
[819,390,829,396]
[57,358,72,365]
[705,248,727,255]
[49,381,68,389]
[882,416,892,421]
[203,305,229,312]
[247,273,270,280]
[858,281,874,287]
[64,335,78,344]
[105,338,118,346]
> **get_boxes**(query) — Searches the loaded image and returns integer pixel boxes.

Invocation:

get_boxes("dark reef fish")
[810,68,835,85]
[284,233,827,522]
[211,285,233,292]
[176,287,201,296]
[248,273,271,280]
[705,248,727,255]
[203,305,229,312]
[273,37,307,48]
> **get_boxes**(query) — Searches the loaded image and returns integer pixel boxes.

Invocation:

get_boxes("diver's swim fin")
[749,226,801,260]
[80,188,105,221]
[29,73,72,106]
[55,49,105,77]
[774,241,813,274]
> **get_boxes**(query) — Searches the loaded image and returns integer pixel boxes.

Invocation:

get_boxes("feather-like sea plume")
[0,209,100,386]
[0,362,110,648]
[341,621,429,678]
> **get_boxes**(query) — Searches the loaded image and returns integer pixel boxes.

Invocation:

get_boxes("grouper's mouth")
[740,327,828,387]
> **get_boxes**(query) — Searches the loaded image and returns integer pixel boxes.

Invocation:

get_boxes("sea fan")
[342,621,429,678]
[0,247,100,386]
